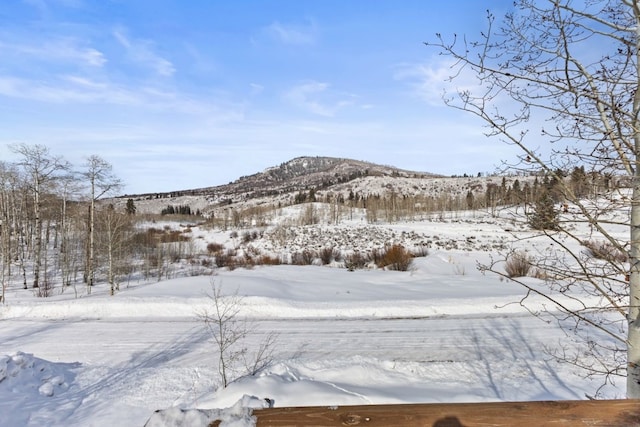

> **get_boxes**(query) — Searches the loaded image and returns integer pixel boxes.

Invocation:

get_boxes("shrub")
[238,254,251,268]
[241,231,260,244]
[159,230,189,243]
[215,249,237,269]
[257,255,282,266]
[504,251,532,278]
[301,249,316,265]
[344,251,372,271]
[319,247,339,265]
[292,249,316,265]
[412,246,430,258]
[371,248,384,266]
[582,240,628,264]
[207,243,224,255]
[376,244,413,271]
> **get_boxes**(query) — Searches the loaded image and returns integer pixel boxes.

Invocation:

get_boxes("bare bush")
[301,249,316,265]
[35,278,54,298]
[344,251,372,271]
[256,254,282,266]
[207,242,224,255]
[583,240,628,264]
[291,249,316,266]
[319,247,339,265]
[504,251,532,278]
[215,249,238,269]
[376,244,413,271]
[197,281,277,388]
[412,245,430,258]
[241,230,261,244]
[371,248,383,266]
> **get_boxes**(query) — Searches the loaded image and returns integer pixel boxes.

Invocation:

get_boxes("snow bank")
[143,395,271,427]
[0,352,75,398]
[0,352,80,426]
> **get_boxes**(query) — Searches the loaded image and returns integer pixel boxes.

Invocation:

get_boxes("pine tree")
[125,198,136,215]
[529,191,559,231]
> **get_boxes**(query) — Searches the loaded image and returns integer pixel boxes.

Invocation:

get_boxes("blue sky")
[0,0,517,194]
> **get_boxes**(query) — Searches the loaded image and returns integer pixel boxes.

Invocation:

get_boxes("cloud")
[394,58,500,109]
[249,83,264,95]
[0,75,134,104]
[284,81,355,117]
[393,60,459,105]
[113,26,175,77]
[265,21,317,45]
[0,39,106,67]
[0,73,243,120]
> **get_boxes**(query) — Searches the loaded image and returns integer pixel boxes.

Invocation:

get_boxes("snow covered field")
[0,209,626,426]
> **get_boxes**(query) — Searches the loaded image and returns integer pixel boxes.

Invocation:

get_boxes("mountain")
[124,156,440,201]
[117,156,525,216]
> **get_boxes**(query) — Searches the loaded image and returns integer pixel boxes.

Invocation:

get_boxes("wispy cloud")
[265,21,318,45]
[394,59,484,106]
[0,73,243,120]
[0,38,106,67]
[0,75,133,104]
[284,81,354,117]
[113,26,175,77]
[249,83,264,95]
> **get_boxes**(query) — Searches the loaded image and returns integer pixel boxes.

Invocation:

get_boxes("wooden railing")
[250,400,640,426]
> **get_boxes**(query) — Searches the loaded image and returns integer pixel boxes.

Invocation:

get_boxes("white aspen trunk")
[87,178,95,294]
[33,177,41,288]
[629,177,640,398]
[627,5,640,398]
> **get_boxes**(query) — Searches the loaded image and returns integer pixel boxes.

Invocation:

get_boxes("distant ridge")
[122,156,441,201]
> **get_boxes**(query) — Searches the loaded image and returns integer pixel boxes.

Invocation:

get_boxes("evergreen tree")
[529,191,559,231]
[570,166,588,198]
[125,198,136,215]
[466,190,474,209]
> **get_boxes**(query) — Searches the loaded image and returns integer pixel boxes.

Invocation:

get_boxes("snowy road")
[0,313,603,425]
[1,314,557,366]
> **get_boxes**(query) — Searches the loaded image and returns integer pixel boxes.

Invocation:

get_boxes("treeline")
[0,144,199,302]
[221,167,617,227]
[0,144,126,301]
[160,204,201,216]
[0,145,212,303]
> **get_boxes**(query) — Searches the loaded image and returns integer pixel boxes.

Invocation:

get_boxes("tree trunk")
[33,178,41,288]
[627,16,640,398]
[88,180,95,294]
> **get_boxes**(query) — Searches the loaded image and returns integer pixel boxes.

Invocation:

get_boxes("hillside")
[118,156,530,216]
[123,156,438,199]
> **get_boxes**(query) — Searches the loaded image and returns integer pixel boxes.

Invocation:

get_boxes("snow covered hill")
[114,156,532,218]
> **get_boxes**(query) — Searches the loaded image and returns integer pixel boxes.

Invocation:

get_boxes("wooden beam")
[252,400,640,427]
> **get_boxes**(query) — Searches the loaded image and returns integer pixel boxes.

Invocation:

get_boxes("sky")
[0,0,518,195]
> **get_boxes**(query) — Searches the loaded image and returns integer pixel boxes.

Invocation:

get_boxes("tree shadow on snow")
[465,317,581,401]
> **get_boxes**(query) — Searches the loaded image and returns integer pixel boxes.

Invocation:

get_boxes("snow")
[0,208,626,426]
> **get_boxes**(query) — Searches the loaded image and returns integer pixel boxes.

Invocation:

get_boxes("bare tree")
[97,204,132,295]
[429,0,640,397]
[197,281,277,388]
[81,155,122,293]
[0,161,20,303]
[11,144,70,289]
[55,174,82,293]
